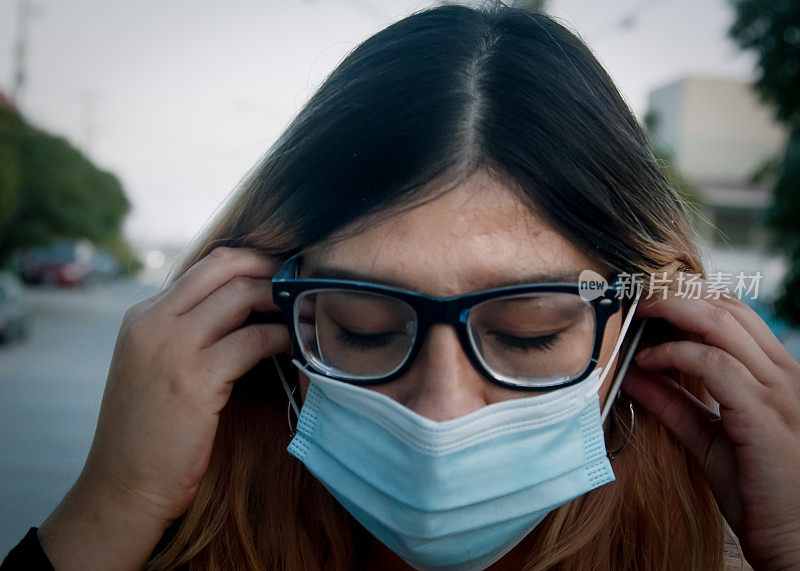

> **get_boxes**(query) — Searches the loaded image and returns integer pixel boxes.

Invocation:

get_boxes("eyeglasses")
[272,254,623,391]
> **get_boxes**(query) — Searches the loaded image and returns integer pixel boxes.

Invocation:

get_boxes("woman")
[4,3,799,570]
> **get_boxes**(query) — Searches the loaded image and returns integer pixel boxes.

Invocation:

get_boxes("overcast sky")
[0,0,757,248]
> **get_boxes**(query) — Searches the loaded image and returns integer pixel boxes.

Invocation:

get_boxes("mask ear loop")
[599,291,648,423]
[273,356,300,437]
[597,290,649,459]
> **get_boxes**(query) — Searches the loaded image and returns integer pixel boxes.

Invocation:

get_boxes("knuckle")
[122,302,144,323]
[126,314,152,344]
[209,246,235,264]
[661,340,679,360]
[699,344,725,368]
[247,325,269,347]
[188,356,212,382]
[705,303,736,329]
[720,289,746,308]
[125,312,168,351]
[171,355,206,390]
[764,387,797,427]
[698,344,745,379]
[762,370,800,409]
[244,324,274,351]
[166,368,192,398]
[228,275,252,296]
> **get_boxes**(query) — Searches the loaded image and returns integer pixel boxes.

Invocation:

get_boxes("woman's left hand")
[621,272,800,570]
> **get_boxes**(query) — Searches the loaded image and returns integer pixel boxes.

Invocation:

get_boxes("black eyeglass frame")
[272,254,623,391]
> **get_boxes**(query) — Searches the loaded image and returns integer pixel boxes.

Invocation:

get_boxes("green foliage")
[729,0,800,325]
[765,137,800,322]
[641,116,704,210]
[0,140,21,234]
[729,0,800,128]
[0,106,142,276]
[748,153,784,185]
[655,151,703,207]
[652,148,713,244]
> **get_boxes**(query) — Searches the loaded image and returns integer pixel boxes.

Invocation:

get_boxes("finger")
[634,340,765,413]
[637,272,797,372]
[155,247,281,317]
[622,363,741,523]
[622,363,719,458]
[178,277,281,349]
[202,323,291,395]
[635,288,783,386]
[712,294,800,371]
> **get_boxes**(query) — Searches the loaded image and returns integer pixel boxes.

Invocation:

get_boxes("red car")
[20,240,95,287]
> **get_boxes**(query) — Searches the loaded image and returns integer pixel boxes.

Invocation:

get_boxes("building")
[645,76,788,251]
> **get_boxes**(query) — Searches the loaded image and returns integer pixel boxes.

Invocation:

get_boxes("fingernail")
[636,348,652,360]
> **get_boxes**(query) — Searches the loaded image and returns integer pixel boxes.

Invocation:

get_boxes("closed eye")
[335,327,402,349]
[489,331,559,352]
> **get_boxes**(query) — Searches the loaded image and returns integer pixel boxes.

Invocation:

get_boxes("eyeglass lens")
[294,289,596,386]
[466,293,595,385]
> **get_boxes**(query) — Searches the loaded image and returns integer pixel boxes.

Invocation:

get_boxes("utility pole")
[11,0,42,106]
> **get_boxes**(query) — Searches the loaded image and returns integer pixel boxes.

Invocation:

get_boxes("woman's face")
[297,170,624,420]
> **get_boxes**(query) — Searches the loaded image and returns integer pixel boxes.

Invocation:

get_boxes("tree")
[0,105,142,276]
[729,0,800,325]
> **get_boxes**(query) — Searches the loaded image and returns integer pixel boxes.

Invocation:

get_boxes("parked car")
[0,271,29,344]
[85,249,122,284]
[20,240,94,287]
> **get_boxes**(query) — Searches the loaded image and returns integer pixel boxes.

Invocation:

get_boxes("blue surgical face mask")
[278,293,646,571]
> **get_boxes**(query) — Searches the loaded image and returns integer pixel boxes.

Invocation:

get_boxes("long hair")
[146,3,723,569]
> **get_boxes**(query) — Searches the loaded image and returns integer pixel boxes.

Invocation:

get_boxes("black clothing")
[1,528,54,571]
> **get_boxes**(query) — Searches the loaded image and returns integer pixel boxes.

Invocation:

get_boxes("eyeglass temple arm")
[600,293,649,423]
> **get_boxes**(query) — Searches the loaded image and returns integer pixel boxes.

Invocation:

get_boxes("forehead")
[302,171,602,297]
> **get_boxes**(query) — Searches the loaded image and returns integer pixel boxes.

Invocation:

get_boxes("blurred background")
[1,0,799,557]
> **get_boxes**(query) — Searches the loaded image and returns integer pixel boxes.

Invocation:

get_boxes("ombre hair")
[146,3,724,569]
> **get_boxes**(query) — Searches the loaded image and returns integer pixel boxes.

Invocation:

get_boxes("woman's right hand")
[38,246,290,570]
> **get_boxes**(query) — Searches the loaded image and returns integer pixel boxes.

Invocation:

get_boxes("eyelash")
[298,315,404,350]
[489,332,558,352]
[337,328,558,354]
[301,316,559,352]
[336,328,402,349]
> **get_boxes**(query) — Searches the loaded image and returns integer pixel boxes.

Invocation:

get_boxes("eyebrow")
[306,266,584,291]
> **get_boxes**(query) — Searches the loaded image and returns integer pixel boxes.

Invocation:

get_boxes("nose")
[395,323,491,421]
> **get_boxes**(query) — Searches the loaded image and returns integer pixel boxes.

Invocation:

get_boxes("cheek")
[296,367,413,402]
[484,383,540,403]
[597,311,624,403]
[598,370,615,406]
[298,371,310,401]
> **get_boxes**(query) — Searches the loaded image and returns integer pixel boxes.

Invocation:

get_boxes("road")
[0,279,160,557]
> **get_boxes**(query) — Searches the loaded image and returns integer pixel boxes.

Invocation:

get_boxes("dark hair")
[155,4,721,570]
[220,2,694,280]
